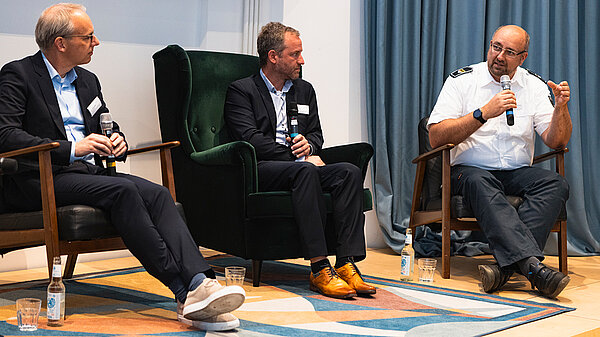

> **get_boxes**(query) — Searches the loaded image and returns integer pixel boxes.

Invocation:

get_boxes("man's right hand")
[481,89,517,120]
[74,133,113,157]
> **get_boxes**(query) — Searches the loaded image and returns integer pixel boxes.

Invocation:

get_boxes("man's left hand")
[110,133,127,157]
[286,134,311,158]
[548,80,570,108]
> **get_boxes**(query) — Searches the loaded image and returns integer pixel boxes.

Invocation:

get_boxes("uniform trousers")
[257,161,366,262]
[450,165,569,268]
[5,161,211,290]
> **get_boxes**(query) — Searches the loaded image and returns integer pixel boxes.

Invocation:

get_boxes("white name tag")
[298,104,309,115]
[87,96,102,116]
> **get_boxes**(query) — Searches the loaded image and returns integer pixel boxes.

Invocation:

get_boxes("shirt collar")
[478,62,525,89]
[260,68,293,94]
[41,52,78,85]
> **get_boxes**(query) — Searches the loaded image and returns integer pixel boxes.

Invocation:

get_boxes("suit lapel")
[73,68,94,135]
[253,74,277,134]
[32,52,67,138]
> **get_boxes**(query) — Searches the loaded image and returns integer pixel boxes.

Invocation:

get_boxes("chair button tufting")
[211,126,216,133]
[192,127,198,133]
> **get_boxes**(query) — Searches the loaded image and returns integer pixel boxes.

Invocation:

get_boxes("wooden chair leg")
[252,259,263,287]
[442,222,450,278]
[64,254,78,279]
[558,220,568,274]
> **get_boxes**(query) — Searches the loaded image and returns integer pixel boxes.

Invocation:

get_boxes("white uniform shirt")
[428,62,555,170]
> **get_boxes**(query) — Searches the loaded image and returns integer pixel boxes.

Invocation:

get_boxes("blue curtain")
[365,0,600,256]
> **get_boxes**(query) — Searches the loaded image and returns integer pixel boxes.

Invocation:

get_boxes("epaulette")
[450,66,472,78]
[525,68,547,84]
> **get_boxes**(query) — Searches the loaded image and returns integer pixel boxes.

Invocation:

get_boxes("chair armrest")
[532,148,568,164]
[0,142,60,158]
[320,142,373,179]
[412,144,455,164]
[127,141,180,155]
[190,141,256,167]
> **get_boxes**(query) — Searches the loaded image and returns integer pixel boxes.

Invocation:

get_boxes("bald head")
[492,25,530,52]
[487,25,530,81]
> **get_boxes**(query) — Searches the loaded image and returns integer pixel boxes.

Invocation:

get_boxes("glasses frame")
[63,33,96,43]
[490,41,527,58]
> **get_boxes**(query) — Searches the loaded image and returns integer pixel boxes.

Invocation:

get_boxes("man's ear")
[54,37,67,52]
[267,49,279,64]
[519,51,528,66]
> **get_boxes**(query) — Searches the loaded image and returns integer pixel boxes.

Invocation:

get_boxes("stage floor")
[2,247,599,336]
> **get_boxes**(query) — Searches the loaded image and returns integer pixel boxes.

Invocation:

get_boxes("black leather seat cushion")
[0,202,185,241]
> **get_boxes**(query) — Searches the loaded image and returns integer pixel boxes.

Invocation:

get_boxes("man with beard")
[427,25,572,298]
[224,22,375,299]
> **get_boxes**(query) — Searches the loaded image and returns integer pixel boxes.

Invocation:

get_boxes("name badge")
[298,104,309,115]
[87,96,102,116]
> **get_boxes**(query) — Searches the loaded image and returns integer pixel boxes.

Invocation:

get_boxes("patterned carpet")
[0,255,573,336]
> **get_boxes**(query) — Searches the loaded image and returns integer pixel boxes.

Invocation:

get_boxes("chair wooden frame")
[0,140,180,279]
[409,144,568,279]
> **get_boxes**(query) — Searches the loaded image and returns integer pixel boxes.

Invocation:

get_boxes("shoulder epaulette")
[525,68,547,84]
[450,66,473,78]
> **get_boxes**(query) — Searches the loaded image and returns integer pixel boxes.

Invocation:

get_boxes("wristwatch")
[473,108,486,124]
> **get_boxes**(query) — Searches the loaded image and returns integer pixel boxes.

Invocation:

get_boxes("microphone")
[288,101,299,138]
[500,75,514,126]
[0,157,18,175]
[99,113,116,176]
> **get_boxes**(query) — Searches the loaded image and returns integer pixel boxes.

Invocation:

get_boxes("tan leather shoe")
[336,263,376,295]
[309,266,357,299]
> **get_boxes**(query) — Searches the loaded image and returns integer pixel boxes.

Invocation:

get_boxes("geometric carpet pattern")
[0,255,574,336]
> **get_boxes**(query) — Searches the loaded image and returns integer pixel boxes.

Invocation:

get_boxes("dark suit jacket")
[224,73,323,162]
[0,51,125,205]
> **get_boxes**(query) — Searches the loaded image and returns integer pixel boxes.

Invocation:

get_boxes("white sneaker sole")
[178,314,240,331]
[182,285,245,321]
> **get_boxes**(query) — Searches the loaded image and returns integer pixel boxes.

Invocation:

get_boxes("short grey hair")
[35,3,86,52]
[257,22,300,67]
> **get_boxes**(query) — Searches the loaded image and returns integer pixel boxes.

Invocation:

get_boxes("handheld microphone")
[99,113,116,176]
[500,75,514,126]
[288,101,299,138]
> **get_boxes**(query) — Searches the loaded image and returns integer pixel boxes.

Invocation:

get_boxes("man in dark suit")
[224,22,375,299]
[0,3,244,331]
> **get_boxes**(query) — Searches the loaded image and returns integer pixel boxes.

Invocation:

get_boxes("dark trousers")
[6,162,210,289]
[257,161,366,262]
[451,165,569,268]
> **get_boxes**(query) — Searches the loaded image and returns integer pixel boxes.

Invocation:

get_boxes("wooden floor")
[2,248,599,336]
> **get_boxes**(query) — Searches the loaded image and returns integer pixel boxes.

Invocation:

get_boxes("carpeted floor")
[0,255,573,336]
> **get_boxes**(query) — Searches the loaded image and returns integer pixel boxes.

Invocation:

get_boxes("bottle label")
[400,255,411,276]
[405,233,412,246]
[47,292,63,320]
[52,264,61,278]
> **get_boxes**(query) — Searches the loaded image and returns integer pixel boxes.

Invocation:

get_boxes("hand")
[481,89,517,120]
[547,80,570,108]
[305,155,325,166]
[286,134,311,158]
[74,133,113,157]
[110,133,127,157]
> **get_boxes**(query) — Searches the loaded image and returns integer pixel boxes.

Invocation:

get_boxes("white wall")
[0,0,384,273]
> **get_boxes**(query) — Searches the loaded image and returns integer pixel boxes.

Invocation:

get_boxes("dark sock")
[516,256,541,276]
[335,256,354,269]
[310,258,331,274]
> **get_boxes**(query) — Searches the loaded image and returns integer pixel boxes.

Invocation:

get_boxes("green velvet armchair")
[152,45,373,286]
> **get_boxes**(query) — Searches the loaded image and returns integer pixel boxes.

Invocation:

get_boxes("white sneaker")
[177,301,240,331]
[182,278,245,321]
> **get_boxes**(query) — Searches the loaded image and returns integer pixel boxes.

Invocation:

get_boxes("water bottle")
[47,256,65,326]
[400,228,415,281]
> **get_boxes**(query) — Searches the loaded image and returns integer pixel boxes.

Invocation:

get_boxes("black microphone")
[500,75,514,126]
[287,101,299,139]
[0,157,18,175]
[99,113,116,176]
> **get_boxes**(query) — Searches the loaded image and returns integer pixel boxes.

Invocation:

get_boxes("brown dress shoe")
[310,266,357,299]
[336,263,376,295]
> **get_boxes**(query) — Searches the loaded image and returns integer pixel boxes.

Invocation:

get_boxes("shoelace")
[322,266,341,283]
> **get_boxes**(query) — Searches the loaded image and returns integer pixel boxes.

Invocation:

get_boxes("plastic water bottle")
[47,256,65,326]
[400,228,415,281]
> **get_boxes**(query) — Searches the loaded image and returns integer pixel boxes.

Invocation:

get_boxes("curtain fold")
[365,0,600,256]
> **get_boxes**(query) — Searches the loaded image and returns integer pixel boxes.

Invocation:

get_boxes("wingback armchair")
[152,44,373,286]
[409,117,567,278]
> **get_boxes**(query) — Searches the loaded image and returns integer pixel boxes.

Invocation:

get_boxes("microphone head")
[0,157,18,175]
[100,112,113,131]
[287,101,298,116]
[500,75,511,89]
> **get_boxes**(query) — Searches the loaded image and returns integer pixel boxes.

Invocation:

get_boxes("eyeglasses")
[63,33,96,43]
[490,42,526,58]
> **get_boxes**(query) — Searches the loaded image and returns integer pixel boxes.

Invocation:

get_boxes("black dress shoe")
[526,263,570,299]
[478,264,513,293]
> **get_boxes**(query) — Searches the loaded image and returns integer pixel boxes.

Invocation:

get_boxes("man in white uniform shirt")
[428,25,572,298]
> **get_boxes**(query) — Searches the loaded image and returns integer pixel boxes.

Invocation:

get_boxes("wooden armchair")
[0,141,180,279]
[409,117,567,278]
